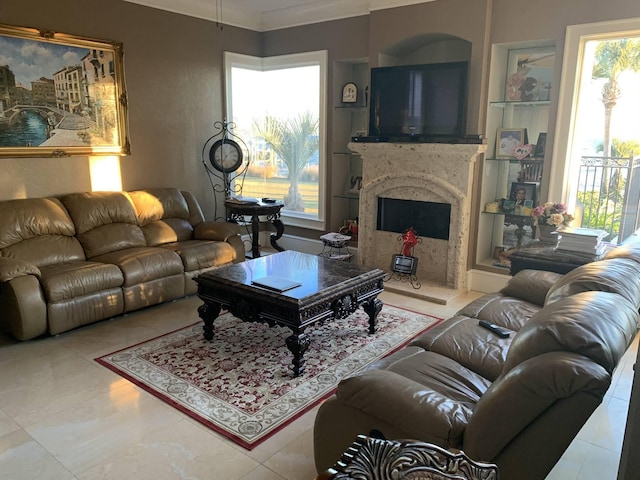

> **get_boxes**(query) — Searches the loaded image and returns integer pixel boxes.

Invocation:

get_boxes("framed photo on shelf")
[534,132,547,157]
[505,46,555,102]
[509,182,537,212]
[496,128,527,158]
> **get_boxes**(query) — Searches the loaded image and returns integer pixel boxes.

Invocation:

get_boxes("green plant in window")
[252,111,319,211]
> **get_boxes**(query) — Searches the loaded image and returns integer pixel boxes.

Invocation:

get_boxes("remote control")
[478,320,511,338]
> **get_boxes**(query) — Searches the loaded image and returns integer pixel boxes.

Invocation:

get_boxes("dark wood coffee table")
[195,251,385,376]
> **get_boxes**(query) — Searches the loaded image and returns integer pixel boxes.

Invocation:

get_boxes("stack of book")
[556,226,609,255]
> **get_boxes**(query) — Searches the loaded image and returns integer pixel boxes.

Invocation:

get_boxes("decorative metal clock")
[202,120,250,215]
[209,138,244,173]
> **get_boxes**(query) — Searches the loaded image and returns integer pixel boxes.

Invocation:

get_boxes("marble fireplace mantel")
[349,141,487,292]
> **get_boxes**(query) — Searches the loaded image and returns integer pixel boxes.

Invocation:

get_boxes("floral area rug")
[95,305,442,449]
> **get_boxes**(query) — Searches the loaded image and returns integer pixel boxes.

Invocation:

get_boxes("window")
[224,51,327,230]
[552,19,640,243]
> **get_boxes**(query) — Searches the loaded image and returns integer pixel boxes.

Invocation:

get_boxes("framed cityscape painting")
[0,24,130,157]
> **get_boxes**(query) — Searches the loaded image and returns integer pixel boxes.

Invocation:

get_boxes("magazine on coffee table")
[251,275,302,292]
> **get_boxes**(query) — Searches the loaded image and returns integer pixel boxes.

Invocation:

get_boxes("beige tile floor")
[0,289,636,480]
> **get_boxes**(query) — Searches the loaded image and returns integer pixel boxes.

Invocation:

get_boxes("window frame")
[224,50,328,231]
[550,17,640,210]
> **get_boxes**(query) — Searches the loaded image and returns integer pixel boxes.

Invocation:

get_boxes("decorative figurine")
[401,227,418,257]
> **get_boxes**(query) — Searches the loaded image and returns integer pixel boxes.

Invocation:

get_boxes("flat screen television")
[368,61,469,139]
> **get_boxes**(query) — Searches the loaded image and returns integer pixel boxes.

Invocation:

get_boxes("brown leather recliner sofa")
[0,188,244,341]
[314,242,640,480]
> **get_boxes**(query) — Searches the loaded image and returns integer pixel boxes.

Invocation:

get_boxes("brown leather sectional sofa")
[314,241,640,480]
[0,188,244,341]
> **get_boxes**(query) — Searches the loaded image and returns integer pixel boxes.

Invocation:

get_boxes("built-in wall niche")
[377,34,471,67]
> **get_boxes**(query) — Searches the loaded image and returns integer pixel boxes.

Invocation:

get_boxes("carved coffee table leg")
[285,330,311,377]
[198,302,222,341]
[363,297,383,334]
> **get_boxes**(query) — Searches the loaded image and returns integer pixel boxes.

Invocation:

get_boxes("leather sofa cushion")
[129,189,195,246]
[604,241,640,264]
[128,188,190,225]
[504,291,638,375]
[92,247,183,286]
[140,218,194,246]
[1,235,86,268]
[0,198,75,248]
[545,258,640,307]
[62,192,147,258]
[39,262,124,302]
[457,294,541,331]
[161,240,236,271]
[337,349,490,447]
[0,197,85,267]
[410,316,512,381]
[500,269,563,306]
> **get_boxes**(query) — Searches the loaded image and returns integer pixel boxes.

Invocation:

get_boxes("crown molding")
[123,0,437,32]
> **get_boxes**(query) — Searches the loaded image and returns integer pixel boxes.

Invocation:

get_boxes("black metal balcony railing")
[575,154,640,244]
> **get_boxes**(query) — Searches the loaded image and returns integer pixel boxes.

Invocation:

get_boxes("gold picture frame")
[0,23,130,157]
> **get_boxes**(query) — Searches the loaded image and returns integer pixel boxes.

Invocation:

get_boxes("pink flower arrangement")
[531,202,574,227]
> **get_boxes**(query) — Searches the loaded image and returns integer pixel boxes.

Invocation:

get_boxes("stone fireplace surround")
[349,141,487,294]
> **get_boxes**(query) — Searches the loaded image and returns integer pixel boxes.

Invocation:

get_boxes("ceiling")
[123,0,436,32]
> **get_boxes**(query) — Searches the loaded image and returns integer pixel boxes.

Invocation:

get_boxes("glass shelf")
[485,157,543,162]
[333,151,361,156]
[489,100,551,107]
[334,194,360,200]
[335,104,367,110]
[482,211,532,218]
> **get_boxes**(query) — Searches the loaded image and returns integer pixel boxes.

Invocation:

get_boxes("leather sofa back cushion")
[0,198,85,266]
[128,188,190,225]
[503,291,638,375]
[61,192,146,258]
[500,269,563,307]
[128,189,194,246]
[603,240,640,264]
[545,258,640,308]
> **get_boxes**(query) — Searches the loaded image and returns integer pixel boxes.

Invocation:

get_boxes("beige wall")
[3,0,640,229]
[2,0,259,220]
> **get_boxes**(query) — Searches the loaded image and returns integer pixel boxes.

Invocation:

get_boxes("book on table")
[251,275,302,292]
[556,226,609,255]
[226,196,259,205]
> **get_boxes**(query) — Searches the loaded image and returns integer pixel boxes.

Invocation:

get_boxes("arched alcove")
[378,34,472,67]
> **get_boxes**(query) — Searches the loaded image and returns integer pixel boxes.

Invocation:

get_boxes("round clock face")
[210,139,243,173]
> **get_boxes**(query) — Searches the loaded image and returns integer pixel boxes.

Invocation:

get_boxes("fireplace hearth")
[350,141,486,293]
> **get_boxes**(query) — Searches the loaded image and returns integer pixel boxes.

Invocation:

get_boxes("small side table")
[225,200,285,258]
[318,233,353,262]
[508,244,604,276]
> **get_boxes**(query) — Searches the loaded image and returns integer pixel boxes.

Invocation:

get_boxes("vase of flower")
[531,202,574,245]
[537,224,558,245]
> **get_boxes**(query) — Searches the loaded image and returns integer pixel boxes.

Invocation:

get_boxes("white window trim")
[224,50,328,231]
[550,17,640,211]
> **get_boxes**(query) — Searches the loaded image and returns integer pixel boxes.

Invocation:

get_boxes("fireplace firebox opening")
[376,197,451,241]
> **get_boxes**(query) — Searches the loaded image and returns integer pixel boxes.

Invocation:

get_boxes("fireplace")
[377,197,451,241]
[349,141,486,291]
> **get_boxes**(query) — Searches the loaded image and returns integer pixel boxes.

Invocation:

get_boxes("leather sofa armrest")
[0,257,41,282]
[335,369,471,446]
[194,221,242,242]
[464,352,610,461]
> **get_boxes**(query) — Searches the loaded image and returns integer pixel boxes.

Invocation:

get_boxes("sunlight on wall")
[89,156,122,191]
